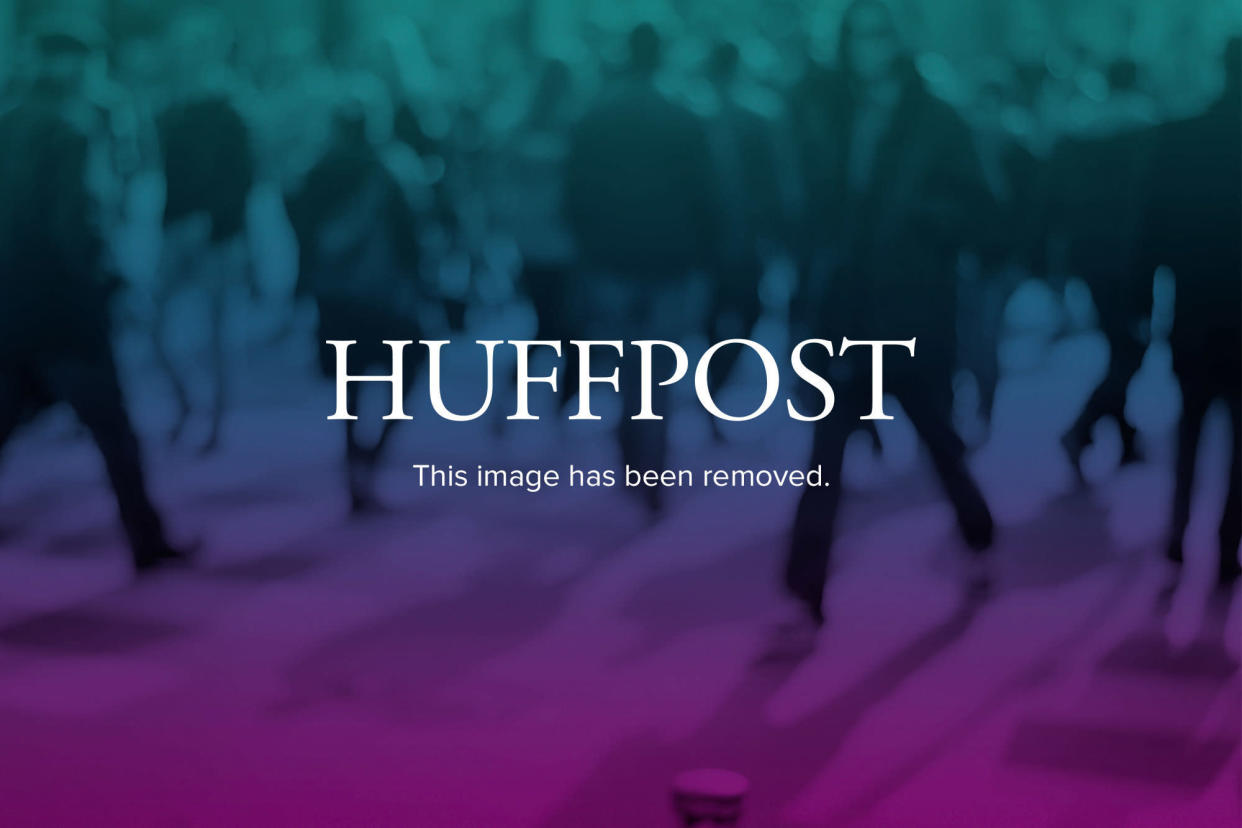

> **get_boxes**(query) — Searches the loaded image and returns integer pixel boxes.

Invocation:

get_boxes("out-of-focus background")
[0,0,1238,825]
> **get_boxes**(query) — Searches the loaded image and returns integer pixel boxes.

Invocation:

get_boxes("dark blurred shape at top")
[563,22,718,280]
[158,95,253,243]
[707,41,741,85]
[627,21,662,80]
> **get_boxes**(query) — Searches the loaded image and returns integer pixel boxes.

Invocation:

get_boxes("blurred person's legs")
[1063,295,1147,475]
[154,217,246,453]
[524,261,580,413]
[339,385,406,516]
[619,345,671,515]
[580,268,701,517]
[154,216,204,444]
[785,413,852,628]
[318,300,420,515]
[201,272,229,455]
[784,372,866,630]
[780,368,992,648]
[342,385,381,515]
[200,234,250,455]
[1166,340,1241,586]
[1219,388,1241,584]
[898,376,995,555]
[41,348,181,571]
[152,297,193,444]
[1168,370,1212,566]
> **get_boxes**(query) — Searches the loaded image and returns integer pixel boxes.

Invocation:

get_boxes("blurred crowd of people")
[0,0,1238,651]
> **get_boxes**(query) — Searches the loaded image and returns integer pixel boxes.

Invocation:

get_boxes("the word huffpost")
[327,338,916,423]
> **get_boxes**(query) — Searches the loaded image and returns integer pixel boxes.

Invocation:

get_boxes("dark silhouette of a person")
[286,105,423,514]
[0,28,183,573]
[1048,124,1159,475]
[563,23,719,514]
[1140,38,1242,585]
[702,41,785,418]
[156,90,255,452]
[782,0,995,643]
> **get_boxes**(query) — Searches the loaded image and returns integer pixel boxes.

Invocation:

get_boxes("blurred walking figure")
[564,23,719,515]
[154,12,255,454]
[1140,38,1242,586]
[1047,117,1159,478]
[779,0,995,651]
[0,23,184,573]
[702,41,785,439]
[495,58,582,415]
[286,102,424,515]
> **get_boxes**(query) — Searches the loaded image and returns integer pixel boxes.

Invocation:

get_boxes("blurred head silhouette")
[838,0,906,88]
[707,41,741,91]
[627,22,662,80]
[28,15,103,98]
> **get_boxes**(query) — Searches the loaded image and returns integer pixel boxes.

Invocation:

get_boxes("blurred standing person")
[153,12,255,454]
[1141,38,1242,586]
[702,41,786,436]
[0,23,184,573]
[778,0,996,651]
[563,23,719,516]
[1048,68,1161,479]
[786,49,841,341]
[286,102,424,515]
[1049,126,1158,477]
[495,58,582,413]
